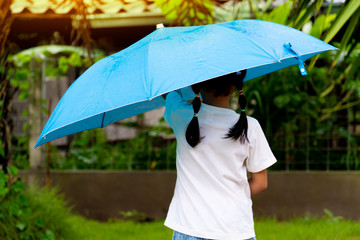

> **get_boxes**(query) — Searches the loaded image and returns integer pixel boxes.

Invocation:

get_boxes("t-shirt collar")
[201,103,237,115]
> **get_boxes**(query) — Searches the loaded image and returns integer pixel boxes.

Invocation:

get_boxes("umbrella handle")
[284,42,307,76]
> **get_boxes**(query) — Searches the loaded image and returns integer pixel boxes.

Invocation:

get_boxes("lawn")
[69,215,360,240]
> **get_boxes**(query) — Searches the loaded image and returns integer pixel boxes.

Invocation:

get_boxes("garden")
[1,0,360,239]
[1,168,360,239]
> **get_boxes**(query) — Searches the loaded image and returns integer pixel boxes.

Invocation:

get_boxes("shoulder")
[246,116,265,140]
[246,116,261,128]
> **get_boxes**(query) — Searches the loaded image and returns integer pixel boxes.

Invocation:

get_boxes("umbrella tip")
[156,23,165,29]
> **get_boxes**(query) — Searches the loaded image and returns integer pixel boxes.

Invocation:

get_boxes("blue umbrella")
[35,19,337,148]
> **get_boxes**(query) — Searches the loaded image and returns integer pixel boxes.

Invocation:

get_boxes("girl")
[163,70,277,240]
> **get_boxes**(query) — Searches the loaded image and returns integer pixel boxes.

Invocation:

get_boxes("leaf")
[68,53,82,67]
[310,14,326,37]
[18,193,29,207]
[274,95,291,108]
[12,68,31,84]
[346,54,360,82]
[10,203,22,217]
[12,180,25,192]
[331,8,360,66]
[18,91,30,101]
[294,0,323,29]
[16,222,27,231]
[0,171,9,184]
[320,81,335,98]
[41,229,55,240]
[19,80,31,90]
[22,122,29,132]
[154,0,214,25]
[0,187,9,197]
[8,165,19,178]
[58,56,69,74]
[21,109,29,117]
[35,219,45,228]
[15,54,33,66]
[94,54,105,63]
[42,107,49,116]
[324,0,360,43]
[262,2,290,25]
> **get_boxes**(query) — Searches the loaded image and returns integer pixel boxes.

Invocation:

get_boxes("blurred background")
[1,0,359,239]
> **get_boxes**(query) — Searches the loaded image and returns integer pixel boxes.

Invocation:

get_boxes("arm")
[248,169,268,196]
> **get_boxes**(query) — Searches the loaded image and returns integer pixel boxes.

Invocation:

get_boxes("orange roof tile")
[11,0,162,16]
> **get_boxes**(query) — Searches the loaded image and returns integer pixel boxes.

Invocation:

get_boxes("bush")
[50,125,177,171]
[0,166,75,240]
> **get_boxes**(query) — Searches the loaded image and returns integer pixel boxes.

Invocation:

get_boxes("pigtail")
[225,70,249,143]
[185,84,201,147]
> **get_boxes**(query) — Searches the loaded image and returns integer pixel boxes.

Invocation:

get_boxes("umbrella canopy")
[35,19,337,148]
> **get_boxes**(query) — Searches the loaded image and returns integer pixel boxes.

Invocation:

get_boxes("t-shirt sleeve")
[164,90,187,128]
[246,119,277,173]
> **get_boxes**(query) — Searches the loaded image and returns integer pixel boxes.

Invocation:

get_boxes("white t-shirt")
[164,90,277,240]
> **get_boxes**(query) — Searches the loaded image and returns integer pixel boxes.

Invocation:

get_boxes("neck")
[201,91,231,109]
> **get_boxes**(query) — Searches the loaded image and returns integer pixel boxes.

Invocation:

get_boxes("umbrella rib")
[239,33,280,62]
[145,29,161,99]
[44,48,336,138]
[150,48,337,100]
[40,97,161,141]
[100,112,106,128]
[39,47,336,145]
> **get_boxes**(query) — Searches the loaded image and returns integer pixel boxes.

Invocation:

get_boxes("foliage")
[244,0,360,170]
[152,0,360,171]
[12,136,29,169]
[7,1,358,171]
[154,0,216,26]
[0,166,75,239]
[9,46,105,170]
[50,119,176,170]
[117,210,148,222]
[0,53,31,171]
[246,58,360,170]
[323,208,344,224]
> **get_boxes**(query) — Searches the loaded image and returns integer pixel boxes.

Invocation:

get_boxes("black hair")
[224,70,248,143]
[185,70,248,147]
[185,84,201,147]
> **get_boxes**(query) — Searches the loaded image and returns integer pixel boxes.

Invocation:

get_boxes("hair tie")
[238,90,243,95]
[194,94,200,98]
[194,113,198,117]
[240,109,246,112]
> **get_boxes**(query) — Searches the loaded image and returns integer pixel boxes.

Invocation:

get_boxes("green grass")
[68,216,173,240]
[255,217,360,240]
[68,215,360,240]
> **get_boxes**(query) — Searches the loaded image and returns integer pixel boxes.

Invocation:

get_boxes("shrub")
[0,166,75,240]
